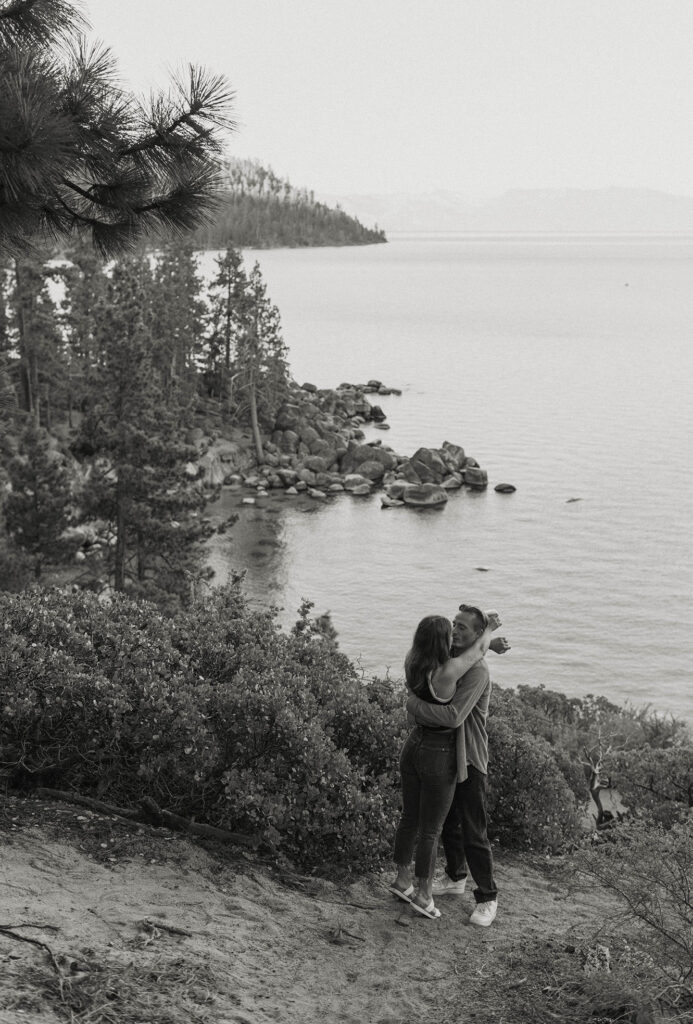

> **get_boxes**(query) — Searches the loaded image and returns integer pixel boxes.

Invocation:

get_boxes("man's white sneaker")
[469,900,497,927]
[432,875,467,896]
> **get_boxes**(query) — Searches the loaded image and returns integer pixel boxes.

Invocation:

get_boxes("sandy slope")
[0,796,615,1024]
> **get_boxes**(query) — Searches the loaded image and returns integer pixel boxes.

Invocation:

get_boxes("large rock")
[357,459,387,481]
[441,473,464,490]
[465,466,488,489]
[301,454,330,473]
[274,403,302,431]
[409,447,448,484]
[384,481,408,499]
[402,483,449,508]
[343,474,372,492]
[441,441,467,472]
[340,443,397,476]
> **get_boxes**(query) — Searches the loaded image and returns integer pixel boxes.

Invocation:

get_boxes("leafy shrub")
[578,819,693,1013]
[608,746,693,826]
[0,584,405,870]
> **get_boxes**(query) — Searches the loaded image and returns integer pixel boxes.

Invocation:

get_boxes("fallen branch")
[32,787,259,849]
[139,796,260,848]
[0,925,65,999]
[141,918,195,938]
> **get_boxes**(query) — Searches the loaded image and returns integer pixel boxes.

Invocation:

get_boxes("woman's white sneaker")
[432,875,467,896]
[469,900,497,926]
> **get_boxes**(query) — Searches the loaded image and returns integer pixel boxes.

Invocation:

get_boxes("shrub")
[578,819,693,1013]
[0,584,405,870]
[609,746,693,826]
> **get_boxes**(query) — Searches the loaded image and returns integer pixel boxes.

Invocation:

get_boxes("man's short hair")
[457,604,489,635]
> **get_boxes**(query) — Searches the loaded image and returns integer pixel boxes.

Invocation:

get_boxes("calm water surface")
[204,235,693,721]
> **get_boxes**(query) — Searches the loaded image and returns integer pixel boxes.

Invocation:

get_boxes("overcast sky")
[85,0,693,199]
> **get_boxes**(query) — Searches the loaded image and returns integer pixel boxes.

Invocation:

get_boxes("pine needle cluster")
[0,0,235,256]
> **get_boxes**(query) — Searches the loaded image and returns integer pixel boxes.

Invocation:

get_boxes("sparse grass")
[41,956,220,1024]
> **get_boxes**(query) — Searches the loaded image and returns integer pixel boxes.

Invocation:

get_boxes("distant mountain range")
[317,187,693,235]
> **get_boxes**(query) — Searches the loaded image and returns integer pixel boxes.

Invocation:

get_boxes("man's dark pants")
[441,764,498,904]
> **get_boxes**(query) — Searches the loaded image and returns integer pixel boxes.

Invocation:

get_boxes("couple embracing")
[391,605,510,924]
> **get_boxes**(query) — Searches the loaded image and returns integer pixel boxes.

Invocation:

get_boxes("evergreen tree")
[203,246,251,406]
[9,257,66,428]
[4,423,73,579]
[78,255,212,610]
[150,244,206,411]
[0,0,234,256]
[58,238,109,427]
[233,262,289,461]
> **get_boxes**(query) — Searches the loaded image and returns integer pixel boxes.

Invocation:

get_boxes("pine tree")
[58,238,109,428]
[78,254,212,609]
[0,0,235,257]
[233,262,289,460]
[4,423,73,579]
[150,244,206,411]
[9,257,66,428]
[203,246,250,405]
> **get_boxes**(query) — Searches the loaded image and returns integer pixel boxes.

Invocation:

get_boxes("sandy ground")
[0,795,618,1024]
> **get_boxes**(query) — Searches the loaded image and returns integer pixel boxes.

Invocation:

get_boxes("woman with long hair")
[390,614,491,919]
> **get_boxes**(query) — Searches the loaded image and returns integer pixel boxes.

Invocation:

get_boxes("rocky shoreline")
[195,380,511,509]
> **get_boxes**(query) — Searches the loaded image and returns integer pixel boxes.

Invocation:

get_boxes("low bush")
[578,819,693,1015]
[608,746,693,826]
[3,585,689,870]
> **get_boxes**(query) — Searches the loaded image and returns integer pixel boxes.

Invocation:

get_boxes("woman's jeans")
[393,726,457,881]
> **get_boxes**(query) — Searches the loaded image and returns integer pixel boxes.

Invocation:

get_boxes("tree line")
[0,242,290,608]
[182,158,387,249]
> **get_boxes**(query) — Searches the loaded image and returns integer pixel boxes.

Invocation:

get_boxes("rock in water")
[494,483,516,493]
[401,483,448,508]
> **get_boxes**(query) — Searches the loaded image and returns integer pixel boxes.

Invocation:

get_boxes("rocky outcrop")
[215,380,499,509]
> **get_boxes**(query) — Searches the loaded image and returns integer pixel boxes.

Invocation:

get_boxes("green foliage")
[579,819,693,1011]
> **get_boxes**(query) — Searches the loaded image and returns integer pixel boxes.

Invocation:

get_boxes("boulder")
[409,447,447,484]
[381,496,405,508]
[297,467,317,486]
[301,454,330,473]
[494,483,517,493]
[441,473,464,490]
[374,422,390,430]
[343,474,372,492]
[308,488,327,499]
[441,441,467,472]
[340,443,397,475]
[465,467,488,489]
[369,404,387,423]
[274,404,302,431]
[385,481,408,500]
[302,382,318,392]
[328,483,345,493]
[402,483,448,508]
[349,483,372,496]
[279,430,299,454]
[356,459,387,481]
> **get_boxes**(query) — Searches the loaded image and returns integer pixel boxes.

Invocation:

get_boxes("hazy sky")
[85,0,693,198]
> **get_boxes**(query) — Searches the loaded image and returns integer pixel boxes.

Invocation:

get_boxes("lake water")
[204,235,693,722]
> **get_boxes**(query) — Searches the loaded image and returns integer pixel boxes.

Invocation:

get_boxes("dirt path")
[0,797,614,1024]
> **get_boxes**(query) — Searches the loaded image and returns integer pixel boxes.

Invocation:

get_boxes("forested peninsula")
[182,158,387,249]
